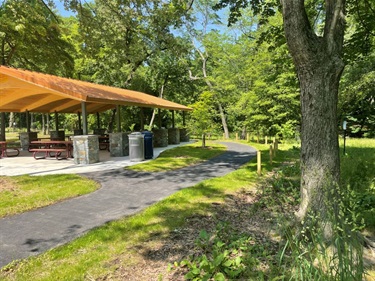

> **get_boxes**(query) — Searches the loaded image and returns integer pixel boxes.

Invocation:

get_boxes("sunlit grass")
[0,175,99,218]
[1,139,373,280]
[0,141,292,280]
[128,141,226,172]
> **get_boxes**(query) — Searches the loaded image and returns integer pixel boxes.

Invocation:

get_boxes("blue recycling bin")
[142,131,154,159]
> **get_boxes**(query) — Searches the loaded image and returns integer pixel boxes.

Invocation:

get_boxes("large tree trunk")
[297,63,342,219]
[281,0,345,219]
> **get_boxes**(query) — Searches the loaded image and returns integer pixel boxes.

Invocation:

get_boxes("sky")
[53,0,75,17]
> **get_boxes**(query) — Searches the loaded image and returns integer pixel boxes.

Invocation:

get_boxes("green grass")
[128,141,226,172]
[0,141,294,280]
[0,175,99,218]
[340,138,375,230]
[1,139,373,280]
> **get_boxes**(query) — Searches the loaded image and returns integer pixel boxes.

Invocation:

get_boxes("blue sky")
[53,0,75,17]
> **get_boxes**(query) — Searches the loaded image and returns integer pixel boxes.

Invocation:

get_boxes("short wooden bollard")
[269,145,273,165]
[236,133,238,141]
[265,136,268,145]
[257,150,261,175]
[246,133,249,142]
[273,141,277,157]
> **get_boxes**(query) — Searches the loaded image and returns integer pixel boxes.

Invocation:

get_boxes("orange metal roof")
[0,66,192,113]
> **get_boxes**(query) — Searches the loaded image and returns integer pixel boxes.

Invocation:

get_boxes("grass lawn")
[0,175,99,218]
[0,139,374,280]
[128,141,226,172]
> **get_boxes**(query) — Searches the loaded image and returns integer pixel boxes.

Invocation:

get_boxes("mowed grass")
[128,141,226,172]
[340,138,375,228]
[0,175,99,218]
[0,141,291,280]
[1,139,373,280]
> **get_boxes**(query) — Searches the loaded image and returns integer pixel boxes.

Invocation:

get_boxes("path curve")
[0,142,256,268]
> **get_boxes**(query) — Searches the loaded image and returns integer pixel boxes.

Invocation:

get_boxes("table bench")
[30,140,73,160]
[0,141,20,158]
[29,148,69,160]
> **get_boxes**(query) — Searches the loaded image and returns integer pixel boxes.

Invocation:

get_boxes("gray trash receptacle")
[142,131,153,159]
[129,132,144,162]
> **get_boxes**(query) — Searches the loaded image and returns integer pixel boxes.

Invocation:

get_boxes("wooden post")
[235,133,238,141]
[0,112,5,141]
[77,112,82,130]
[96,112,100,129]
[171,110,175,129]
[269,145,273,165]
[26,110,30,133]
[273,140,277,157]
[257,150,261,175]
[81,102,88,135]
[54,111,59,131]
[246,133,249,142]
[182,111,186,127]
[265,136,268,145]
[116,105,121,132]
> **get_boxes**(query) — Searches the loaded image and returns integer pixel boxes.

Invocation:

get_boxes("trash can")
[142,131,153,159]
[129,132,144,162]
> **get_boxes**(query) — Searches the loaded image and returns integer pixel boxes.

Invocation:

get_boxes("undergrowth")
[176,139,372,280]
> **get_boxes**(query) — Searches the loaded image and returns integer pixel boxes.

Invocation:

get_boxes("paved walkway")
[0,142,256,268]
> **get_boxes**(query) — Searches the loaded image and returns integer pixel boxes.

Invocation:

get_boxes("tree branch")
[324,0,345,55]
[188,69,201,80]
[281,0,319,68]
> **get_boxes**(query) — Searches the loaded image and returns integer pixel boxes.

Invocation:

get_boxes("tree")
[187,0,233,139]
[213,0,371,220]
[188,91,219,147]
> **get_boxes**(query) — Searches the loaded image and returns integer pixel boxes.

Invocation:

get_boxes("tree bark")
[281,0,345,219]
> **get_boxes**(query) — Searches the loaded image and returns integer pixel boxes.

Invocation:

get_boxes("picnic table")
[29,140,73,160]
[0,141,20,158]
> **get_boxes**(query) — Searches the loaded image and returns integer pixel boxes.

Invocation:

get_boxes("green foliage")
[339,53,375,137]
[280,183,365,281]
[176,223,267,280]
[0,0,74,75]
[188,92,220,143]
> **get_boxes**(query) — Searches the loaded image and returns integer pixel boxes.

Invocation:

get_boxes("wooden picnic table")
[0,141,20,158]
[29,140,73,160]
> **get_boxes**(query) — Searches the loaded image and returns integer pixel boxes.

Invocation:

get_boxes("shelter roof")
[0,66,192,113]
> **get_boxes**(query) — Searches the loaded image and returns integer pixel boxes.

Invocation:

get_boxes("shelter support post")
[54,111,59,131]
[96,112,100,129]
[0,112,5,141]
[172,110,175,129]
[78,112,82,130]
[26,110,30,133]
[116,105,121,132]
[81,102,88,135]
[182,111,186,127]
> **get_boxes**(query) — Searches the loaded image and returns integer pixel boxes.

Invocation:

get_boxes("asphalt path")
[0,142,256,268]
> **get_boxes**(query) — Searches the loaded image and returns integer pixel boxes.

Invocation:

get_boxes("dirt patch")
[0,177,18,192]
[99,183,289,281]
